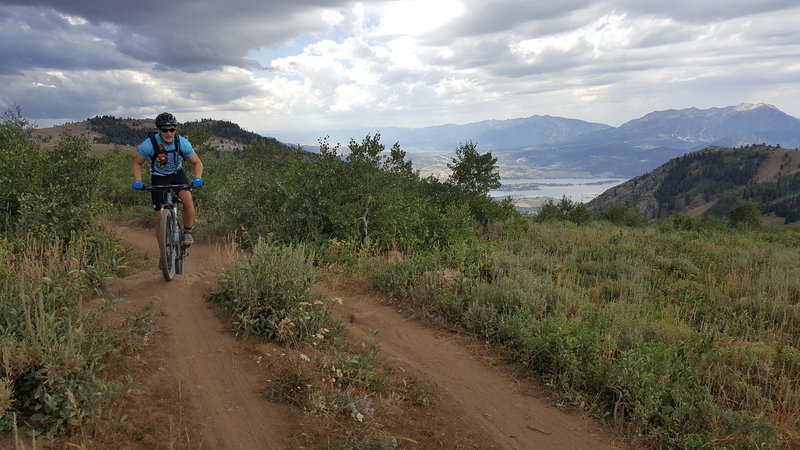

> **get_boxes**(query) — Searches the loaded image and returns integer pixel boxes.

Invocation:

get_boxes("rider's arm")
[132,154,147,182]
[187,153,203,179]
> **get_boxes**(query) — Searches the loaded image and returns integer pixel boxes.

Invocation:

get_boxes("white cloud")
[59,13,87,26]
[373,0,465,36]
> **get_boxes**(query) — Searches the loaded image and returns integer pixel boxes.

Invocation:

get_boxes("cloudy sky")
[2,0,800,143]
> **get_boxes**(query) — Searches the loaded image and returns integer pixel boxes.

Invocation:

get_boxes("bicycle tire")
[158,209,177,281]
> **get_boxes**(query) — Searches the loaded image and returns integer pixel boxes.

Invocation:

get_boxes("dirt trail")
[109,225,292,449]
[109,225,621,449]
[316,284,621,450]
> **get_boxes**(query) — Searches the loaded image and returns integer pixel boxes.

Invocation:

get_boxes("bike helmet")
[155,112,178,128]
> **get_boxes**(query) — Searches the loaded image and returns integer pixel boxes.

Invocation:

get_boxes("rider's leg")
[178,190,196,246]
[178,190,195,228]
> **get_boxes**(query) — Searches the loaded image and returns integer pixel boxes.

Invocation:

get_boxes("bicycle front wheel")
[158,209,177,281]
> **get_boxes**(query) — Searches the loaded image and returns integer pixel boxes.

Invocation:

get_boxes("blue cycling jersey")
[138,134,196,176]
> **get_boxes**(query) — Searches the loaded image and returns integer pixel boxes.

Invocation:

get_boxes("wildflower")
[351,397,375,422]
[361,397,375,416]
[300,353,310,362]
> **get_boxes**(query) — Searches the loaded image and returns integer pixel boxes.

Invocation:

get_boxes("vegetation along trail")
[109,224,621,449]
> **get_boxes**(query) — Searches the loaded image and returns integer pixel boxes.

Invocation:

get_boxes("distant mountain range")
[281,103,800,178]
[36,103,800,181]
[286,115,612,152]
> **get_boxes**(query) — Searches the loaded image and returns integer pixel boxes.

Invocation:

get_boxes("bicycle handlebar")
[141,184,193,191]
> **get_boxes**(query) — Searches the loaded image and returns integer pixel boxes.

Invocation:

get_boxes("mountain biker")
[131,112,204,246]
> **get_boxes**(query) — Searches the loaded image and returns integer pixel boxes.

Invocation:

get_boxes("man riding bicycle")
[131,112,204,246]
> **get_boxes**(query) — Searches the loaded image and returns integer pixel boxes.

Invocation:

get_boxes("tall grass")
[368,219,800,448]
[0,229,131,438]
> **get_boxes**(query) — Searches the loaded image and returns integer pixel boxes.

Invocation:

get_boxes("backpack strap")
[147,131,186,172]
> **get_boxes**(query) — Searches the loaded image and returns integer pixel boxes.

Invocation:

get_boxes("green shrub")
[318,343,382,389]
[96,149,142,214]
[0,109,46,236]
[729,201,762,230]
[602,204,648,227]
[535,197,595,224]
[660,213,702,231]
[605,341,776,448]
[199,135,511,252]
[210,238,339,344]
[500,315,611,391]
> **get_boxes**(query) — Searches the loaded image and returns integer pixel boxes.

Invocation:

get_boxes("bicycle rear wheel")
[158,209,177,281]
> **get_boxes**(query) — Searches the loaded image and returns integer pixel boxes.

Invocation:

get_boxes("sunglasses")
[160,127,176,133]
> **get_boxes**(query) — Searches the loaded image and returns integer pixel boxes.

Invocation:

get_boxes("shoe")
[182,231,194,246]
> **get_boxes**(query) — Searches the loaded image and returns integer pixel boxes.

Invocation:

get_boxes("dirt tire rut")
[317,283,623,450]
[110,225,292,449]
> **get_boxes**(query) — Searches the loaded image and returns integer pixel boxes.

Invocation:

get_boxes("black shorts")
[151,170,190,210]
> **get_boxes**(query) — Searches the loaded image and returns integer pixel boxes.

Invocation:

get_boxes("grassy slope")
[364,219,800,448]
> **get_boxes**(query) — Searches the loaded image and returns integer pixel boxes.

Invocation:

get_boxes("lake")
[489,177,628,207]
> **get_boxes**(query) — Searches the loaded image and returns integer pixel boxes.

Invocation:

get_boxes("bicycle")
[142,184,193,281]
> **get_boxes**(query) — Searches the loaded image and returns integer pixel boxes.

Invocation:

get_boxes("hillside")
[31,116,274,153]
[587,145,800,220]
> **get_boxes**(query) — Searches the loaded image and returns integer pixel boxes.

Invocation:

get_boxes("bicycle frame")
[143,184,191,281]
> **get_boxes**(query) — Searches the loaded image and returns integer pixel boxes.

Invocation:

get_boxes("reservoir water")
[490,178,628,205]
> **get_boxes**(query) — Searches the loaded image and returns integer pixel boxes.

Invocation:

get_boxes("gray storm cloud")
[1,0,799,132]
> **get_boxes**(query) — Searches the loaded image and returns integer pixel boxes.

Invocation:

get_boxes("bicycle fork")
[167,206,188,258]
